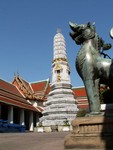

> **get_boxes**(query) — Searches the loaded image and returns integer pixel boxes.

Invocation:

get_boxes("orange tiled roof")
[0,96,38,111]
[12,76,50,101]
[12,76,34,99]
[72,86,87,97]
[30,80,49,92]
[12,75,89,110]
[78,104,89,109]
[72,86,89,110]
[0,79,22,97]
[30,79,50,100]
[0,79,39,112]
[0,76,90,111]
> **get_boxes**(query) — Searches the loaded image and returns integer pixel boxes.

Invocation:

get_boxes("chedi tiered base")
[40,83,78,126]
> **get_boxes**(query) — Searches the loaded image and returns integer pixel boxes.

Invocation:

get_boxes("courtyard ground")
[0,132,69,150]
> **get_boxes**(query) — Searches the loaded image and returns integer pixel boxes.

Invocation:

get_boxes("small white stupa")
[40,30,78,126]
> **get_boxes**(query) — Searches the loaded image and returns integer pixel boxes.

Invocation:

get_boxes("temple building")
[0,77,50,131]
[40,30,78,126]
[0,76,88,132]
[0,30,89,132]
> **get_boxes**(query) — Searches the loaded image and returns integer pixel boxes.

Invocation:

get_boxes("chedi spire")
[52,30,70,84]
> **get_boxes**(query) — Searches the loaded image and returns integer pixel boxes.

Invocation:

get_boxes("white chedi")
[40,30,78,126]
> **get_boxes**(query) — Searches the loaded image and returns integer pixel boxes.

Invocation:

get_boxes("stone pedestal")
[64,116,113,149]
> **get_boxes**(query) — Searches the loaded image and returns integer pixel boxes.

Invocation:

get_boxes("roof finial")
[17,71,19,77]
[56,28,61,33]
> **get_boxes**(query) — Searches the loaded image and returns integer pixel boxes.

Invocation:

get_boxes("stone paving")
[0,132,69,150]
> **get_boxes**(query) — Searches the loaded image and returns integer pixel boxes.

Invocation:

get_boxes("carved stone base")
[64,116,113,149]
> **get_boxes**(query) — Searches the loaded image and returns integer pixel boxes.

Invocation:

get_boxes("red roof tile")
[0,79,22,97]
[78,104,89,109]
[12,76,35,99]
[31,80,48,92]
[73,87,87,97]
[0,79,40,112]
[0,96,38,111]
[30,79,50,100]
[12,76,50,101]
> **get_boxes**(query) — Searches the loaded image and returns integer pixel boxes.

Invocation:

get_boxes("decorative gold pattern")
[57,74,61,82]
[52,58,68,63]
[55,64,62,71]
[14,76,49,100]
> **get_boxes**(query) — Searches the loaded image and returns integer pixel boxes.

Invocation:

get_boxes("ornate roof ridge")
[12,84,26,98]
[12,75,34,99]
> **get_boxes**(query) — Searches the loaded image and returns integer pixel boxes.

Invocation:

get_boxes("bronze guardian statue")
[69,22,113,115]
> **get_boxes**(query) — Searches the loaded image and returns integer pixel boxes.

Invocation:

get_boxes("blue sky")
[0,0,113,87]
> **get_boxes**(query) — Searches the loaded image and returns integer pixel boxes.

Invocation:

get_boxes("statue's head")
[69,22,95,45]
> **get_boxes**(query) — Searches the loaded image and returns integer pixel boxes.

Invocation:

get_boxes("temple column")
[29,111,33,131]
[36,113,39,127]
[20,109,25,125]
[8,106,13,124]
